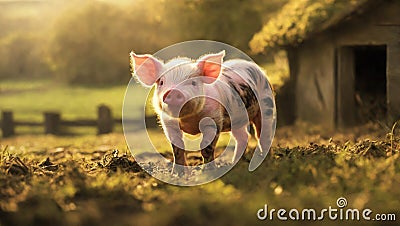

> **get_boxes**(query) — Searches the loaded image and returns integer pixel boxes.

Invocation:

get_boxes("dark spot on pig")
[228,81,246,106]
[201,123,218,131]
[236,96,244,106]
[232,117,248,128]
[221,110,232,131]
[264,109,273,117]
[223,73,232,80]
[264,81,270,90]
[246,67,258,85]
[238,83,257,109]
[228,81,240,95]
[263,97,274,108]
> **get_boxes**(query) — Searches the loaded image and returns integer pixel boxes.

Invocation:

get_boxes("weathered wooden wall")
[288,0,400,129]
[288,35,335,129]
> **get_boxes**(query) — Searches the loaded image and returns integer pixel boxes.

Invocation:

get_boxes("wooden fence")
[1,105,158,138]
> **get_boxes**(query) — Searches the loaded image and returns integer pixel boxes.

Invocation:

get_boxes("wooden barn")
[250,0,400,129]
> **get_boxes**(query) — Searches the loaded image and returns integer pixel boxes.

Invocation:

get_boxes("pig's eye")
[191,81,197,86]
[159,80,164,86]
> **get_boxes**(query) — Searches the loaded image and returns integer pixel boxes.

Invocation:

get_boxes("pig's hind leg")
[231,126,250,164]
[250,97,275,171]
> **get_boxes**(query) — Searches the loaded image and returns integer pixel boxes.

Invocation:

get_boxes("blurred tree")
[0,33,51,80]
[50,0,167,85]
[47,0,288,85]
[0,1,62,80]
[164,0,287,53]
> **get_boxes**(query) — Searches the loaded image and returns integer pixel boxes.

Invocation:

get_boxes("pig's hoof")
[203,161,217,171]
[248,148,268,172]
[171,165,189,177]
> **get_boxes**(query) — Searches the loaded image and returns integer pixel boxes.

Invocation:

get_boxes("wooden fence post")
[2,111,15,137]
[98,105,113,134]
[145,114,158,128]
[44,112,60,135]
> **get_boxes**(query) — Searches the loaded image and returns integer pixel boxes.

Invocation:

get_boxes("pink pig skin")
[131,51,276,173]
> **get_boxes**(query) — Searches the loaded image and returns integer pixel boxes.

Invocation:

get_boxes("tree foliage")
[0,1,57,80]
[49,0,170,85]
[0,32,50,80]
[0,0,287,85]
[165,0,287,52]
[50,0,288,85]
[250,0,369,54]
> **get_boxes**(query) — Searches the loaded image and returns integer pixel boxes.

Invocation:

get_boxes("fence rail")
[1,104,158,138]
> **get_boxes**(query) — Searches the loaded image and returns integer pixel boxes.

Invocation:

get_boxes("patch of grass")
[0,128,399,226]
[0,79,52,93]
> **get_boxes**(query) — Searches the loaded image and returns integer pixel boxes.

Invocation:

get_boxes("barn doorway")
[354,45,387,124]
[336,45,387,127]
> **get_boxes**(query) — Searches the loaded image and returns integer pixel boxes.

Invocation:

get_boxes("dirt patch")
[0,126,399,226]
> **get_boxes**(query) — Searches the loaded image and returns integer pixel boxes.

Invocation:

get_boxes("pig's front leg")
[200,132,220,165]
[199,118,220,167]
[163,121,187,174]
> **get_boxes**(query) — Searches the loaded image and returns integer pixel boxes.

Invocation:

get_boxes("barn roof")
[250,0,379,54]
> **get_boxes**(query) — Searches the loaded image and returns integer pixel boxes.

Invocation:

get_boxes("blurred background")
[0,0,291,83]
[0,0,289,135]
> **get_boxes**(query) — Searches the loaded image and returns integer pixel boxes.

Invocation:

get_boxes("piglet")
[130,51,276,173]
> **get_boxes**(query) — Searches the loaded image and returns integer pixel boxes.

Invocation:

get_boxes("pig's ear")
[130,52,163,87]
[197,50,225,81]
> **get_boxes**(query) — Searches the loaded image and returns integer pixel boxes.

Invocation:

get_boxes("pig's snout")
[163,89,185,106]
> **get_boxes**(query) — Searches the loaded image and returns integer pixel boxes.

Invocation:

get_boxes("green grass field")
[0,79,137,121]
[1,80,399,226]
[0,79,151,135]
